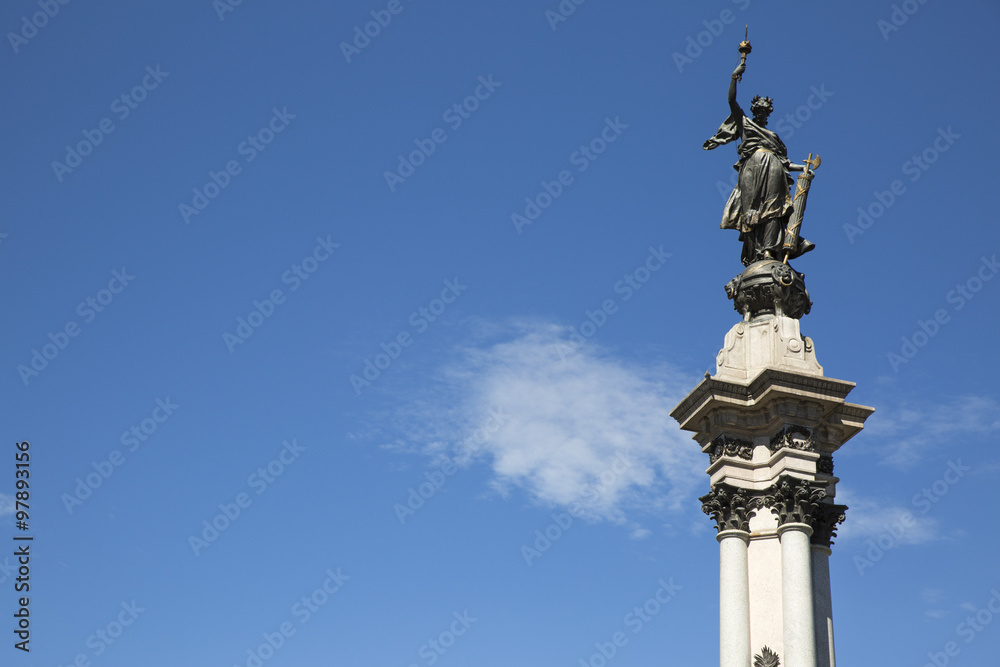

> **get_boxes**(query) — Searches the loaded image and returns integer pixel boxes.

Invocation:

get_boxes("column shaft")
[811,546,835,667]
[718,530,751,667]
[778,523,816,667]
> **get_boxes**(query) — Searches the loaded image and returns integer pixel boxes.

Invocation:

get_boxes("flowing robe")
[705,108,797,266]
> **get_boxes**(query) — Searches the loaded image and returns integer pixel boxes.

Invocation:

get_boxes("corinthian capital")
[762,476,827,527]
[700,484,755,533]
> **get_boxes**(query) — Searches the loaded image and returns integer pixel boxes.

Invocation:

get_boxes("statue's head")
[751,95,773,124]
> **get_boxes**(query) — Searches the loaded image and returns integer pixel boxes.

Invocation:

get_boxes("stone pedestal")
[672,314,872,667]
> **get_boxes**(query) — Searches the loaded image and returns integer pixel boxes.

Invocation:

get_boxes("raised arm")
[728,64,745,117]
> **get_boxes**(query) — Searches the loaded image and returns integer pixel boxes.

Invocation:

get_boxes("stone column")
[811,502,845,667]
[702,486,753,667]
[767,476,828,667]
[718,529,751,667]
[811,545,835,667]
[777,522,816,667]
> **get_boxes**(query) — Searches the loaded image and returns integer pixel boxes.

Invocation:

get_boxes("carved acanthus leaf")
[768,425,815,454]
[709,434,754,463]
[700,484,757,533]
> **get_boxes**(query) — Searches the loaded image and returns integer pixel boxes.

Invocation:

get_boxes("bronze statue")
[704,34,817,267]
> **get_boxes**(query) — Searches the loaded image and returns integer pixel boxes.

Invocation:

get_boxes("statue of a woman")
[704,61,814,267]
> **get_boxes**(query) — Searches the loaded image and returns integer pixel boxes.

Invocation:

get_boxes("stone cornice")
[671,369,868,432]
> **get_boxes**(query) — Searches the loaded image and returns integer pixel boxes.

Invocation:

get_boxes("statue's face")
[752,102,773,125]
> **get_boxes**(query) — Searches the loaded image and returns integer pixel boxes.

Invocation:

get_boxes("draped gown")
[704,106,811,266]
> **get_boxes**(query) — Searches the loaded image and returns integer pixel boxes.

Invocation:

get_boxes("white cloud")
[862,396,1000,469]
[384,320,705,525]
[0,494,13,517]
[834,488,940,546]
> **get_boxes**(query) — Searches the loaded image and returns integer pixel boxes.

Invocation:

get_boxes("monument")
[670,35,873,667]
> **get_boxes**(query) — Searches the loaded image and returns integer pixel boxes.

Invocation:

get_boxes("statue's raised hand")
[732,63,745,80]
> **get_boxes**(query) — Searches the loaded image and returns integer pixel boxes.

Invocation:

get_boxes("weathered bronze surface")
[704,37,819,270]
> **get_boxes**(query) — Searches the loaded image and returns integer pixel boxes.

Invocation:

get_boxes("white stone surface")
[672,314,874,667]
[779,523,817,667]
[716,316,823,382]
[811,546,836,667]
[718,530,751,667]
[708,447,819,490]
[747,508,783,660]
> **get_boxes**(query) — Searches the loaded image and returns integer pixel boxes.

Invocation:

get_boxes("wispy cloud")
[862,396,1000,469]
[0,494,14,517]
[835,488,941,545]
[381,320,704,525]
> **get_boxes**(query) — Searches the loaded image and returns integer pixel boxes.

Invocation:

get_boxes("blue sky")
[3,0,999,665]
